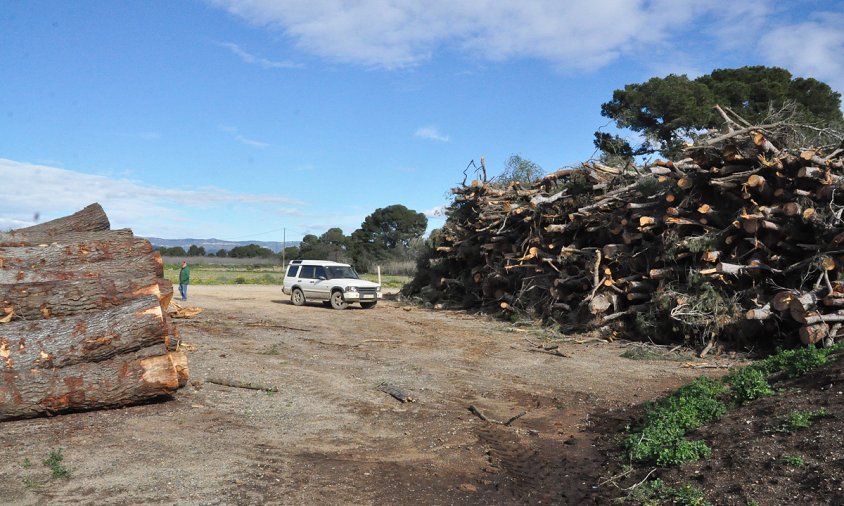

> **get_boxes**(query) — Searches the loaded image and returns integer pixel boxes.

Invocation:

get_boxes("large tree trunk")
[0,347,187,420]
[0,203,187,422]
[0,276,173,319]
[2,203,110,239]
[0,296,173,370]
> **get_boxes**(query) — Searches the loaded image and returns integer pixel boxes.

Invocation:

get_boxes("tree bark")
[0,276,173,319]
[0,347,185,421]
[0,296,173,371]
[0,252,164,284]
[7,204,110,238]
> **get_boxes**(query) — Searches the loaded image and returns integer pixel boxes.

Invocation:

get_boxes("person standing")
[179,260,190,301]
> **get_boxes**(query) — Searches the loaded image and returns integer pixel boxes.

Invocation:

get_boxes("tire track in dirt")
[476,422,606,505]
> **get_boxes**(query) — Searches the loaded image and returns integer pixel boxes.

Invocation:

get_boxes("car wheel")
[292,288,306,306]
[360,301,377,309]
[330,291,348,310]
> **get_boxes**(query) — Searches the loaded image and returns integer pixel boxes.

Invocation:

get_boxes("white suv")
[282,260,382,309]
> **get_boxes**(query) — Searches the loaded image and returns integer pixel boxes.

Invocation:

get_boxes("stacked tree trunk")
[0,204,188,421]
[406,122,844,349]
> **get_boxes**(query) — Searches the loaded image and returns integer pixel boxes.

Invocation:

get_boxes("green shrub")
[759,345,837,378]
[626,377,726,466]
[234,276,247,284]
[726,367,773,404]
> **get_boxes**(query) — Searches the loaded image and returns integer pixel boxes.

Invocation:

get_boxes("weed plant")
[725,367,773,404]
[781,454,805,467]
[781,408,828,432]
[43,448,69,479]
[626,377,726,466]
[757,345,838,378]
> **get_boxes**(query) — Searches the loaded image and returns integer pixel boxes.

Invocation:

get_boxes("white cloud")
[219,125,271,148]
[207,0,749,70]
[758,13,844,95]
[235,134,270,148]
[0,158,300,235]
[414,126,450,142]
[219,41,303,69]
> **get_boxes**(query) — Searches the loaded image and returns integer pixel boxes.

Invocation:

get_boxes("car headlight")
[376,286,382,292]
[345,286,358,293]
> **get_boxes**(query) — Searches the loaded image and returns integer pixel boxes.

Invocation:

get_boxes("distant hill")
[143,237,299,254]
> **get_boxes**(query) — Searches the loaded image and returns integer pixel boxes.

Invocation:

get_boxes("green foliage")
[298,229,350,262]
[626,378,726,466]
[725,367,773,404]
[354,204,427,251]
[781,408,828,432]
[781,454,805,467]
[619,479,710,506]
[599,66,844,157]
[685,234,718,254]
[43,448,69,479]
[157,245,186,257]
[493,155,544,186]
[634,175,661,198]
[234,276,247,284]
[228,243,276,258]
[351,204,427,271]
[21,457,32,469]
[758,345,837,378]
[187,244,206,256]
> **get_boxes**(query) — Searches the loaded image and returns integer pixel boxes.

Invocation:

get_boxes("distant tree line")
[288,204,428,272]
[157,245,208,257]
[155,204,430,272]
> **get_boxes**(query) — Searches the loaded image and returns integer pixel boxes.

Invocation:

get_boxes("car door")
[298,265,318,298]
[312,266,331,300]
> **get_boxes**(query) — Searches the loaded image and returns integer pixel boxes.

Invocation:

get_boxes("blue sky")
[2,0,843,241]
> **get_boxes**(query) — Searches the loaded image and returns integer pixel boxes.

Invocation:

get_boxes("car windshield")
[326,266,359,279]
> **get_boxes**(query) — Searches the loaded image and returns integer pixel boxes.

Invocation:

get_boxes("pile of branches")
[405,112,844,350]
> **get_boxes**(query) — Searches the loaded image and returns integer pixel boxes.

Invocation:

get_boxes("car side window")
[286,265,298,277]
[314,266,326,279]
[300,265,316,279]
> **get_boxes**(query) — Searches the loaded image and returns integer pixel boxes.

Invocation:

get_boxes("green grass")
[360,273,410,288]
[165,265,285,285]
[165,264,410,287]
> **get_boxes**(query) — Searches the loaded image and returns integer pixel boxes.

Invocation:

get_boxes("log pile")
[406,119,844,350]
[0,204,188,421]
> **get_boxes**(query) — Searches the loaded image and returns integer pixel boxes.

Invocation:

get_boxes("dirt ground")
[0,285,729,505]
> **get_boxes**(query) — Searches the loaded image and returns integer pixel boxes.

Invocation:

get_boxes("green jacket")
[179,266,190,284]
